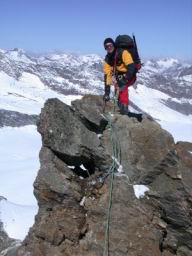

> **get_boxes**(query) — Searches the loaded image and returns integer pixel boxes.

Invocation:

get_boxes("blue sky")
[0,0,191,61]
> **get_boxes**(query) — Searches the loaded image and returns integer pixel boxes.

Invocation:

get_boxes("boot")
[119,103,143,122]
[127,111,143,122]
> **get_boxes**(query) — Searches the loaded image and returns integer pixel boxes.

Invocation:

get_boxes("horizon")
[1,47,192,64]
[0,0,191,61]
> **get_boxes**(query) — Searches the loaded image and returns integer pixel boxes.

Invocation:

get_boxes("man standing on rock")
[103,37,142,122]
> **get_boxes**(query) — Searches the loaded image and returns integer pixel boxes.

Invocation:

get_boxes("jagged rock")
[34,147,82,204]
[37,98,109,170]
[177,246,192,256]
[12,95,192,256]
[0,220,19,256]
[0,243,21,256]
[101,114,175,182]
[0,225,13,253]
[162,251,175,256]
[175,141,192,168]
[0,197,15,254]
[140,149,192,253]
[18,175,164,256]
[71,95,108,133]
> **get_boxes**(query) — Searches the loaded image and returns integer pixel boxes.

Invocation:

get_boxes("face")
[104,43,114,53]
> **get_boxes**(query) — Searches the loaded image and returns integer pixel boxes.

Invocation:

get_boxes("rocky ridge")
[0,110,38,127]
[1,95,191,256]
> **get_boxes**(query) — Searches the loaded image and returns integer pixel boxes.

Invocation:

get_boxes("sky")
[0,0,191,61]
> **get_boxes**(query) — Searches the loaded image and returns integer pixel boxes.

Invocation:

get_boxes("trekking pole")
[132,33,144,68]
[132,33,140,61]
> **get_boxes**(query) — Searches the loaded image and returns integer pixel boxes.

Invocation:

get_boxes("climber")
[103,37,143,122]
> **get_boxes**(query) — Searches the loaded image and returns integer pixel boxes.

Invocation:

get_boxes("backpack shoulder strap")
[113,48,124,69]
[104,54,110,64]
[113,50,118,72]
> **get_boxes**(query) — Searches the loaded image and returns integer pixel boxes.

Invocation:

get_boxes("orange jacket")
[103,49,134,86]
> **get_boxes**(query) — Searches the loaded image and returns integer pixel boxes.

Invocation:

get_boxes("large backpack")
[115,34,142,72]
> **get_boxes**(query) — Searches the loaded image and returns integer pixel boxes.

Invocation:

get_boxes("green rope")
[113,89,119,112]
[103,112,121,256]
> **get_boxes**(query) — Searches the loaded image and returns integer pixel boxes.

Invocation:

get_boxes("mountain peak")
[157,57,179,69]
[12,48,25,54]
[4,48,33,63]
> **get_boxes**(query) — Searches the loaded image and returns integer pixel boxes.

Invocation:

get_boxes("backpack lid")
[115,35,134,49]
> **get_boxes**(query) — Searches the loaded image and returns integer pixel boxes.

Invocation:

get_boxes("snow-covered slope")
[0,125,40,241]
[0,71,82,115]
[0,125,40,205]
[129,84,192,142]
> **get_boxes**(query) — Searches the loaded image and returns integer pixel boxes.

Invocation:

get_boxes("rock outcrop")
[0,109,38,127]
[0,197,20,256]
[0,222,15,254]
[5,95,191,256]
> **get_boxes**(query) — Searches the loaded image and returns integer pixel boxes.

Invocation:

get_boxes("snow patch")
[112,157,124,173]
[182,74,192,82]
[19,72,45,89]
[68,165,75,169]
[80,164,87,171]
[133,185,149,199]
[80,196,86,206]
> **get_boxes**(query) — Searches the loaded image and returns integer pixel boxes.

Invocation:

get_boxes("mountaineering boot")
[127,111,143,122]
[119,103,143,122]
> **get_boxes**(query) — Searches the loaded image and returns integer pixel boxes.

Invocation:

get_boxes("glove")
[103,85,110,101]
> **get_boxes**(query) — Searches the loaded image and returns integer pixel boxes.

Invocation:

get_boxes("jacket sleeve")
[122,50,137,81]
[103,61,113,86]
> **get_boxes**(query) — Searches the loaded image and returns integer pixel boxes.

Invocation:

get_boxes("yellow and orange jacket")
[103,49,134,86]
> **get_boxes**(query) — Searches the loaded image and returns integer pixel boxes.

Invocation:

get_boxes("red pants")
[119,85,129,105]
[118,76,136,106]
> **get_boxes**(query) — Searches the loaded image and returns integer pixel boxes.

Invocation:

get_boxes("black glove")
[103,85,110,101]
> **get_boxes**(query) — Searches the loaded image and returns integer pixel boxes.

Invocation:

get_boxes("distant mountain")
[0,48,191,124]
[141,59,192,115]
[0,48,103,96]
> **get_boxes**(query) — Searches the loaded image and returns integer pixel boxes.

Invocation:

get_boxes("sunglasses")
[105,43,114,50]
